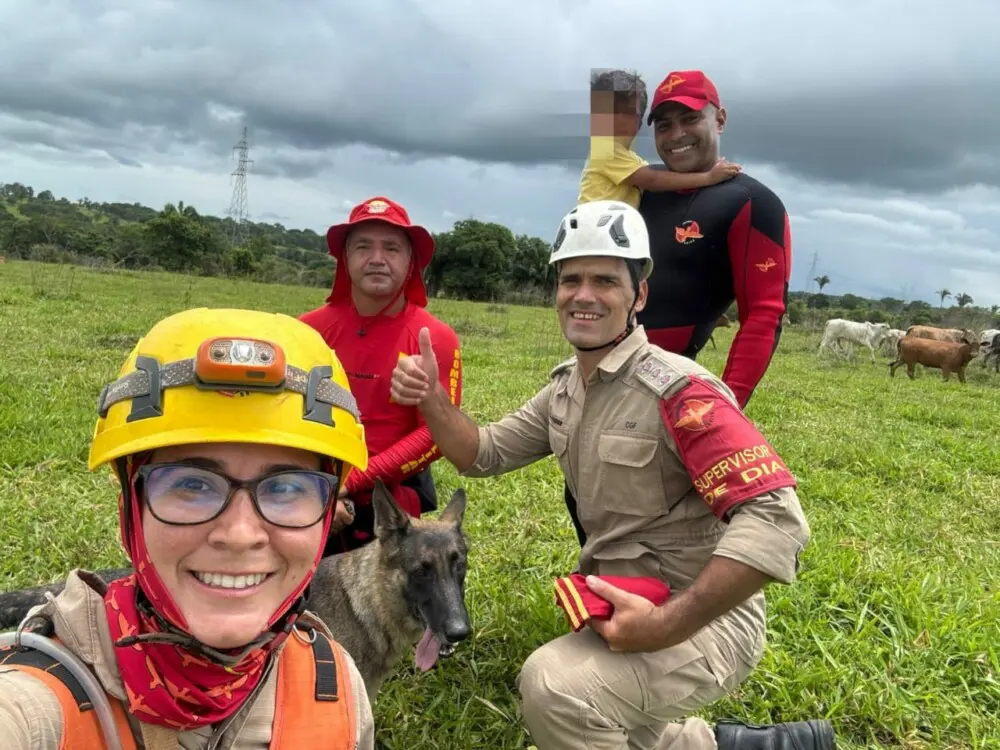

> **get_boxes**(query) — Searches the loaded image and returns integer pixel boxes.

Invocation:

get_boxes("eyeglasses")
[136,463,339,529]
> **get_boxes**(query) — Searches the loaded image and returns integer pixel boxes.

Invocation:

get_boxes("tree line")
[0,182,556,304]
[785,288,998,333]
[1,181,996,329]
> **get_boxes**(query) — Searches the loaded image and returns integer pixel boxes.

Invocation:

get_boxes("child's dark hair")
[590,69,648,121]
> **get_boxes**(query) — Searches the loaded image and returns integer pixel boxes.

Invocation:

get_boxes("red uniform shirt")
[299,299,463,518]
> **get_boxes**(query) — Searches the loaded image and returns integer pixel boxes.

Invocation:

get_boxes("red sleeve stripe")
[554,577,587,631]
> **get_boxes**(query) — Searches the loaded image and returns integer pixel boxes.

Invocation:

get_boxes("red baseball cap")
[646,70,721,125]
[325,196,435,307]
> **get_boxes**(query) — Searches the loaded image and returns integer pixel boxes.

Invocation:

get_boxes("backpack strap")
[0,629,138,750]
[0,643,95,710]
[270,625,358,749]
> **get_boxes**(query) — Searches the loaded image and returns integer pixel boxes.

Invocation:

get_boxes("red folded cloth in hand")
[554,573,672,632]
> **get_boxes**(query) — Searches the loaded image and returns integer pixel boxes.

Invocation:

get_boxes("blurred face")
[652,102,726,173]
[345,223,413,301]
[142,442,327,650]
[556,256,647,351]
[590,90,642,144]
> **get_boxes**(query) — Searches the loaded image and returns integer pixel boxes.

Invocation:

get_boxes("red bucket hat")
[325,196,435,307]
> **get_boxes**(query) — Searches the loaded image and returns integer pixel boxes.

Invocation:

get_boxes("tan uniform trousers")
[516,621,759,750]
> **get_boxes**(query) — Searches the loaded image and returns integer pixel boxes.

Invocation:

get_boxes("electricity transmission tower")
[226,126,253,247]
[805,250,819,292]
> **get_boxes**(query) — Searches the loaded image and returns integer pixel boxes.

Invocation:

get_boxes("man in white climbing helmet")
[390,200,834,750]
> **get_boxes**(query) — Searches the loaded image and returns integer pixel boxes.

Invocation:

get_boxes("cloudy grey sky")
[2,0,999,306]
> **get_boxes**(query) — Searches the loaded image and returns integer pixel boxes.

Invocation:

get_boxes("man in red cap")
[636,69,790,408]
[299,196,463,553]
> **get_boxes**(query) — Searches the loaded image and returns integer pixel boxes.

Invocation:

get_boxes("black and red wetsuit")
[636,170,791,408]
[564,171,791,546]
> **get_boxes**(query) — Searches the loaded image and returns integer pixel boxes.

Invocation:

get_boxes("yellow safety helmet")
[88,307,368,476]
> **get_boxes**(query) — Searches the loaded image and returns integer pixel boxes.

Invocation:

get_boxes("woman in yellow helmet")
[0,308,374,749]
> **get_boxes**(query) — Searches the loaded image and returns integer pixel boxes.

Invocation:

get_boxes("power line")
[226,126,253,247]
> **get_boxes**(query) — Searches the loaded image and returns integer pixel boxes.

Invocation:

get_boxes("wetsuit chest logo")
[675,220,704,245]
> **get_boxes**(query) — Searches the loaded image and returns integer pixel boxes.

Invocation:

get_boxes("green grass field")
[2,259,998,749]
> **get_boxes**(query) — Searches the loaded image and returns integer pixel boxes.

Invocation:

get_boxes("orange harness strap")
[0,641,137,750]
[270,628,358,749]
[1,626,358,750]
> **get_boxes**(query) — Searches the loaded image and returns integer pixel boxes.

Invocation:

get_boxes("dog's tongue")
[415,628,440,672]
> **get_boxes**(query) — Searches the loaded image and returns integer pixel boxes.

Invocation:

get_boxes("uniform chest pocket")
[549,426,569,458]
[596,433,664,516]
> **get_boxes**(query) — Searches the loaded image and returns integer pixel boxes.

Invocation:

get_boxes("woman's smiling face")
[141,442,327,649]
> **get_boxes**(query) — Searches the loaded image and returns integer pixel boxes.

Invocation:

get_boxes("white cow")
[979,329,1000,367]
[818,318,891,363]
[984,332,1000,372]
[879,328,906,355]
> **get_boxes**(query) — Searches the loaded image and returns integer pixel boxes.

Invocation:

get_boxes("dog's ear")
[438,487,467,529]
[372,478,411,537]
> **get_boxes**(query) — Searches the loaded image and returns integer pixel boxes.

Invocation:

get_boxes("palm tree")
[814,275,830,292]
[936,288,951,307]
[955,293,973,308]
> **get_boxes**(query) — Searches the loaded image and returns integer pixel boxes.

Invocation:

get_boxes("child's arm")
[627,159,741,192]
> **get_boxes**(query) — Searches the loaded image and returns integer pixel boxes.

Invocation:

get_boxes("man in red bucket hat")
[300,196,463,553]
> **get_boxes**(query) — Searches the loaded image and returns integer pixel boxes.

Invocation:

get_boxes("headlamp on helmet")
[89,308,369,476]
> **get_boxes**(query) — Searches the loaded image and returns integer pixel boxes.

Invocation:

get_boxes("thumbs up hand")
[391,327,439,406]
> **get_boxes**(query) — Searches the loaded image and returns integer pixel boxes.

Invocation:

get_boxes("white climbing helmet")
[549,200,654,280]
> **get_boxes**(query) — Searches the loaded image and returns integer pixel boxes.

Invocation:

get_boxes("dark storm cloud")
[2,0,997,193]
[710,76,1000,193]
[2,0,1000,311]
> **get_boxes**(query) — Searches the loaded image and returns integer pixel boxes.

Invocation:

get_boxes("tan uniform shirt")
[0,571,375,749]
[462,326,811,664]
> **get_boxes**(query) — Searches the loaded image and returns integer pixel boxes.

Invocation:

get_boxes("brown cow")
[905,324,977,345]
[889,337,979,383]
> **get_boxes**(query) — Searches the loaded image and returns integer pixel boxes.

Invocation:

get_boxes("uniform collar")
[562,326,648,400]
[596,326,648,379]
[338,296,414,325]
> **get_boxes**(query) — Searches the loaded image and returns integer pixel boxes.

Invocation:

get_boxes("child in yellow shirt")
[580,69,740,208]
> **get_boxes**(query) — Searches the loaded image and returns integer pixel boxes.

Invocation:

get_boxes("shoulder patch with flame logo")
[660,376,797,519]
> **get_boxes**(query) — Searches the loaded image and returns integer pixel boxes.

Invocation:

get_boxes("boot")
[715,718,835,749]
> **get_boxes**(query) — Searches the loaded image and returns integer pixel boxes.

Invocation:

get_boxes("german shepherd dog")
[0,479,471,695]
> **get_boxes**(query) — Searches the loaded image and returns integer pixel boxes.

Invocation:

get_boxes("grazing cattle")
[905,324,977,345]
[818,318,891,363]
[982,332,1000,373]
[879,328,906,355]
[889,337,978,383]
